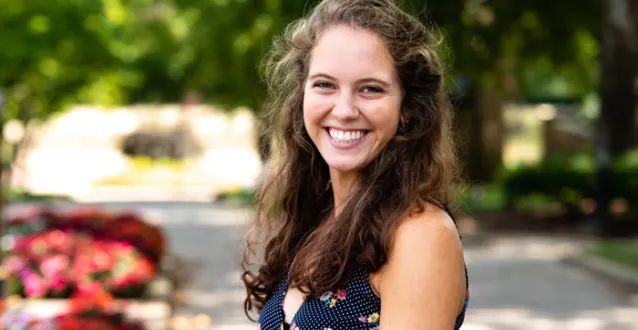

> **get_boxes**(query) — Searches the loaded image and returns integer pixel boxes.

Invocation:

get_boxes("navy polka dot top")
[258,265,469,330]
[258,206,469,330]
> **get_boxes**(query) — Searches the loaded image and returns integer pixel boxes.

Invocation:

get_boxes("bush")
[503,150,638,212]
[503,165,594,207]
[120,123,202,160]
[455,184,506,212]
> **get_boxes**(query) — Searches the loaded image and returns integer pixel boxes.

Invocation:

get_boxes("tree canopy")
[0,0,605,120]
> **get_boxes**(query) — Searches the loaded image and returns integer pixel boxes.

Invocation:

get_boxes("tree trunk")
[600,0,638,157]
[456,83,505,183]
[477,85,505,182]
[594,0,638,235]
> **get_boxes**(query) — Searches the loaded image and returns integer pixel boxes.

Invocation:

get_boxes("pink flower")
[337,289,347,301]
[75,281,103,297]
[13,234,40,255]
[4,255,26,274]
[49,275,69,292]
[40,254,69,278]
[22,271,48,298]
[358,316,368,323]
[73,252,95,279]
[90,246,114,271]
[43,230,73,253]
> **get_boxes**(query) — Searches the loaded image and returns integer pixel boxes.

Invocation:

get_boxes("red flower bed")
[51,294,146,330]
[3,206,166,299]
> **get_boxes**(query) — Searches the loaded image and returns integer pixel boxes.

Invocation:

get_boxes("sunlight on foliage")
[0,0,603,122]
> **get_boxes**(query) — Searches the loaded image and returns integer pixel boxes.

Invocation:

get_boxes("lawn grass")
[4,189,70,203]
[214,187,256,207]
[591,240,638,270]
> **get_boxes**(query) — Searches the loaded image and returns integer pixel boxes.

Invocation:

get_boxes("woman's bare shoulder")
[374,203,466,329]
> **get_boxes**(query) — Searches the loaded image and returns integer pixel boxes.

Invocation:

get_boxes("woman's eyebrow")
[308,73,392,88]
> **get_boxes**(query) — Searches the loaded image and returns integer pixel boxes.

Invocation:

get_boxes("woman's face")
[303,25,402,176]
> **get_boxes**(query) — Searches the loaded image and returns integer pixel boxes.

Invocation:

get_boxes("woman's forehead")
[308,25,398,83]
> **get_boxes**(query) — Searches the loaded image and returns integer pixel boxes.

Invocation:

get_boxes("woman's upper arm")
[377,207,466,329]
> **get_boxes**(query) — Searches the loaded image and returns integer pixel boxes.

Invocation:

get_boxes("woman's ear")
[400,111,411,126]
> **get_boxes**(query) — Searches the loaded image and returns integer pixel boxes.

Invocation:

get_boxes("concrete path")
[11,202,636,330]
[462,235,637,330]
[145,203,638,330]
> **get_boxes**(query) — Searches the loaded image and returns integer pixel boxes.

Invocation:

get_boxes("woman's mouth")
[325,128,369,149]
[326,128,369,143]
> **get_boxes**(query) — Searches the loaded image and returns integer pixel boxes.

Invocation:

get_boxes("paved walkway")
[462,235,637,330]
[12,202,636,329]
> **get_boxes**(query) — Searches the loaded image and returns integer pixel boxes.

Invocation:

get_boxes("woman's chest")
[258,270,381,330]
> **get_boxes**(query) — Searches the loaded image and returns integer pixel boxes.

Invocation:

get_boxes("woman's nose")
[331,94,359,121]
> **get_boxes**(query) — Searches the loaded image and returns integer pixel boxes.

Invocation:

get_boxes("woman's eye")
[362,86,384,93]
[313,81,334,89]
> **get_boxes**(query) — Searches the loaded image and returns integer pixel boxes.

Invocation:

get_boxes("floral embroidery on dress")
[358,312,380,329]
[319,289,347,308]
[290,321,300,330]
[463,287,470,308]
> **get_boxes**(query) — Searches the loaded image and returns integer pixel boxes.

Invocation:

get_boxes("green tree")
[418,0,601,181]
[0,0,619,178]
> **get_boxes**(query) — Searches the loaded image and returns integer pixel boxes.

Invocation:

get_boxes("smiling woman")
[242,1,469,329]
[303,25,403,183]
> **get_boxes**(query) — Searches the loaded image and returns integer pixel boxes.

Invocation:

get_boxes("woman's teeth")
[328,128,367,142]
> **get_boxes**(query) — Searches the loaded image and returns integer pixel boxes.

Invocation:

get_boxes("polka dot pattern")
[258,267,469,330]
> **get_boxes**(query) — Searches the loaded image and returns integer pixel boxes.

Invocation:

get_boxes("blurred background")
[0,0,637,329]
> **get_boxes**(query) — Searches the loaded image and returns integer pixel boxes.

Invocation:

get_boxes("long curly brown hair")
[242,0,461,320]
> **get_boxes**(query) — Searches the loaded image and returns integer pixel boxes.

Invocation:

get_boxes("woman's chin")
[325,158,366,174]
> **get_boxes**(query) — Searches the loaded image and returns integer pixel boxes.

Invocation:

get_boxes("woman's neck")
[329,169,360,216]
